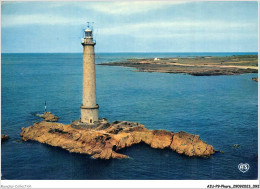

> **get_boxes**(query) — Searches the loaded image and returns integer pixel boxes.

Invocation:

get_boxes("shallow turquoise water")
[1,52,258,180]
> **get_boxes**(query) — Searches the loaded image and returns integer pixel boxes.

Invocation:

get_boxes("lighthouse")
[80,27,99,124]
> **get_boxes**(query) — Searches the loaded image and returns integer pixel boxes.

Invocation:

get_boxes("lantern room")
[85,28,93,38]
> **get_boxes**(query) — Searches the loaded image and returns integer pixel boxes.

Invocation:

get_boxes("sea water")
[1,52,258,180]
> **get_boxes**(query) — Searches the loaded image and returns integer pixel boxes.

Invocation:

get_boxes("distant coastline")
[99,55,258,76]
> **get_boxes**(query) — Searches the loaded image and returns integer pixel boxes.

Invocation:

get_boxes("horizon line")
[1,51,258,54]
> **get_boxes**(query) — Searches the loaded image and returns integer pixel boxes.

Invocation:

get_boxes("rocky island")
[36,111,59,122]
[99,55,258,76]
[20,114,215,159]
[252,77,258,82]
[1,134,10,142]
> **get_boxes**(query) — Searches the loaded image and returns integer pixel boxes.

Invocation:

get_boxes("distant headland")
[99,55,258,76]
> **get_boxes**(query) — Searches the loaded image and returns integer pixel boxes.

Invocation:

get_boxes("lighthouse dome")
[85,28,92,32]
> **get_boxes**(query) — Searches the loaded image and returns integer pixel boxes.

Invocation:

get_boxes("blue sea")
[1,52,258,180]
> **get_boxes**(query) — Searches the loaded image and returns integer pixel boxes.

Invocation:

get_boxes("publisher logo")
[238,163,250,173]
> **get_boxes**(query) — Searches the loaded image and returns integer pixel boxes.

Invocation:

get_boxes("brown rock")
[20,120,215,159]
[37,112,59,122]
[150,130,174,149]
[170,131,214,157]
[252,77,258,82]
[1,134,10,142]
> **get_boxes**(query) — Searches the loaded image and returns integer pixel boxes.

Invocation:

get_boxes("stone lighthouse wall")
[81,42,99,124]
[82,45,96,106]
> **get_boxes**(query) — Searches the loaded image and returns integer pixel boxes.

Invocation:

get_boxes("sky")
[1,1,258,53]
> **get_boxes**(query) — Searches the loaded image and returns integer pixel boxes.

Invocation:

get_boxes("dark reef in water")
[1,134,10,142]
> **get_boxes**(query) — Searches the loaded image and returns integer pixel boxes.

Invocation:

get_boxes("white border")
[1,180,260,189]
[1,0,259,188]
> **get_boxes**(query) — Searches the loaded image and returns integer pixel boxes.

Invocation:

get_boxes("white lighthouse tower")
[80,26,99,124]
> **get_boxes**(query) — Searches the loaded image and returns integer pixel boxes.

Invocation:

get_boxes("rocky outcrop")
[233,144,240,148]
[20,120,215,159]
[36,112,59,122]
[252,77,258,82]
[1,134,10,142]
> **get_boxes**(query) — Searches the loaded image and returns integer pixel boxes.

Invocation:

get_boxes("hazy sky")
[1,1,258,53]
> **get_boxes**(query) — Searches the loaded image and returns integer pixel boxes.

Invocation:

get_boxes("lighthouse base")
[71,118,109,130]
[80,104,99,124]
